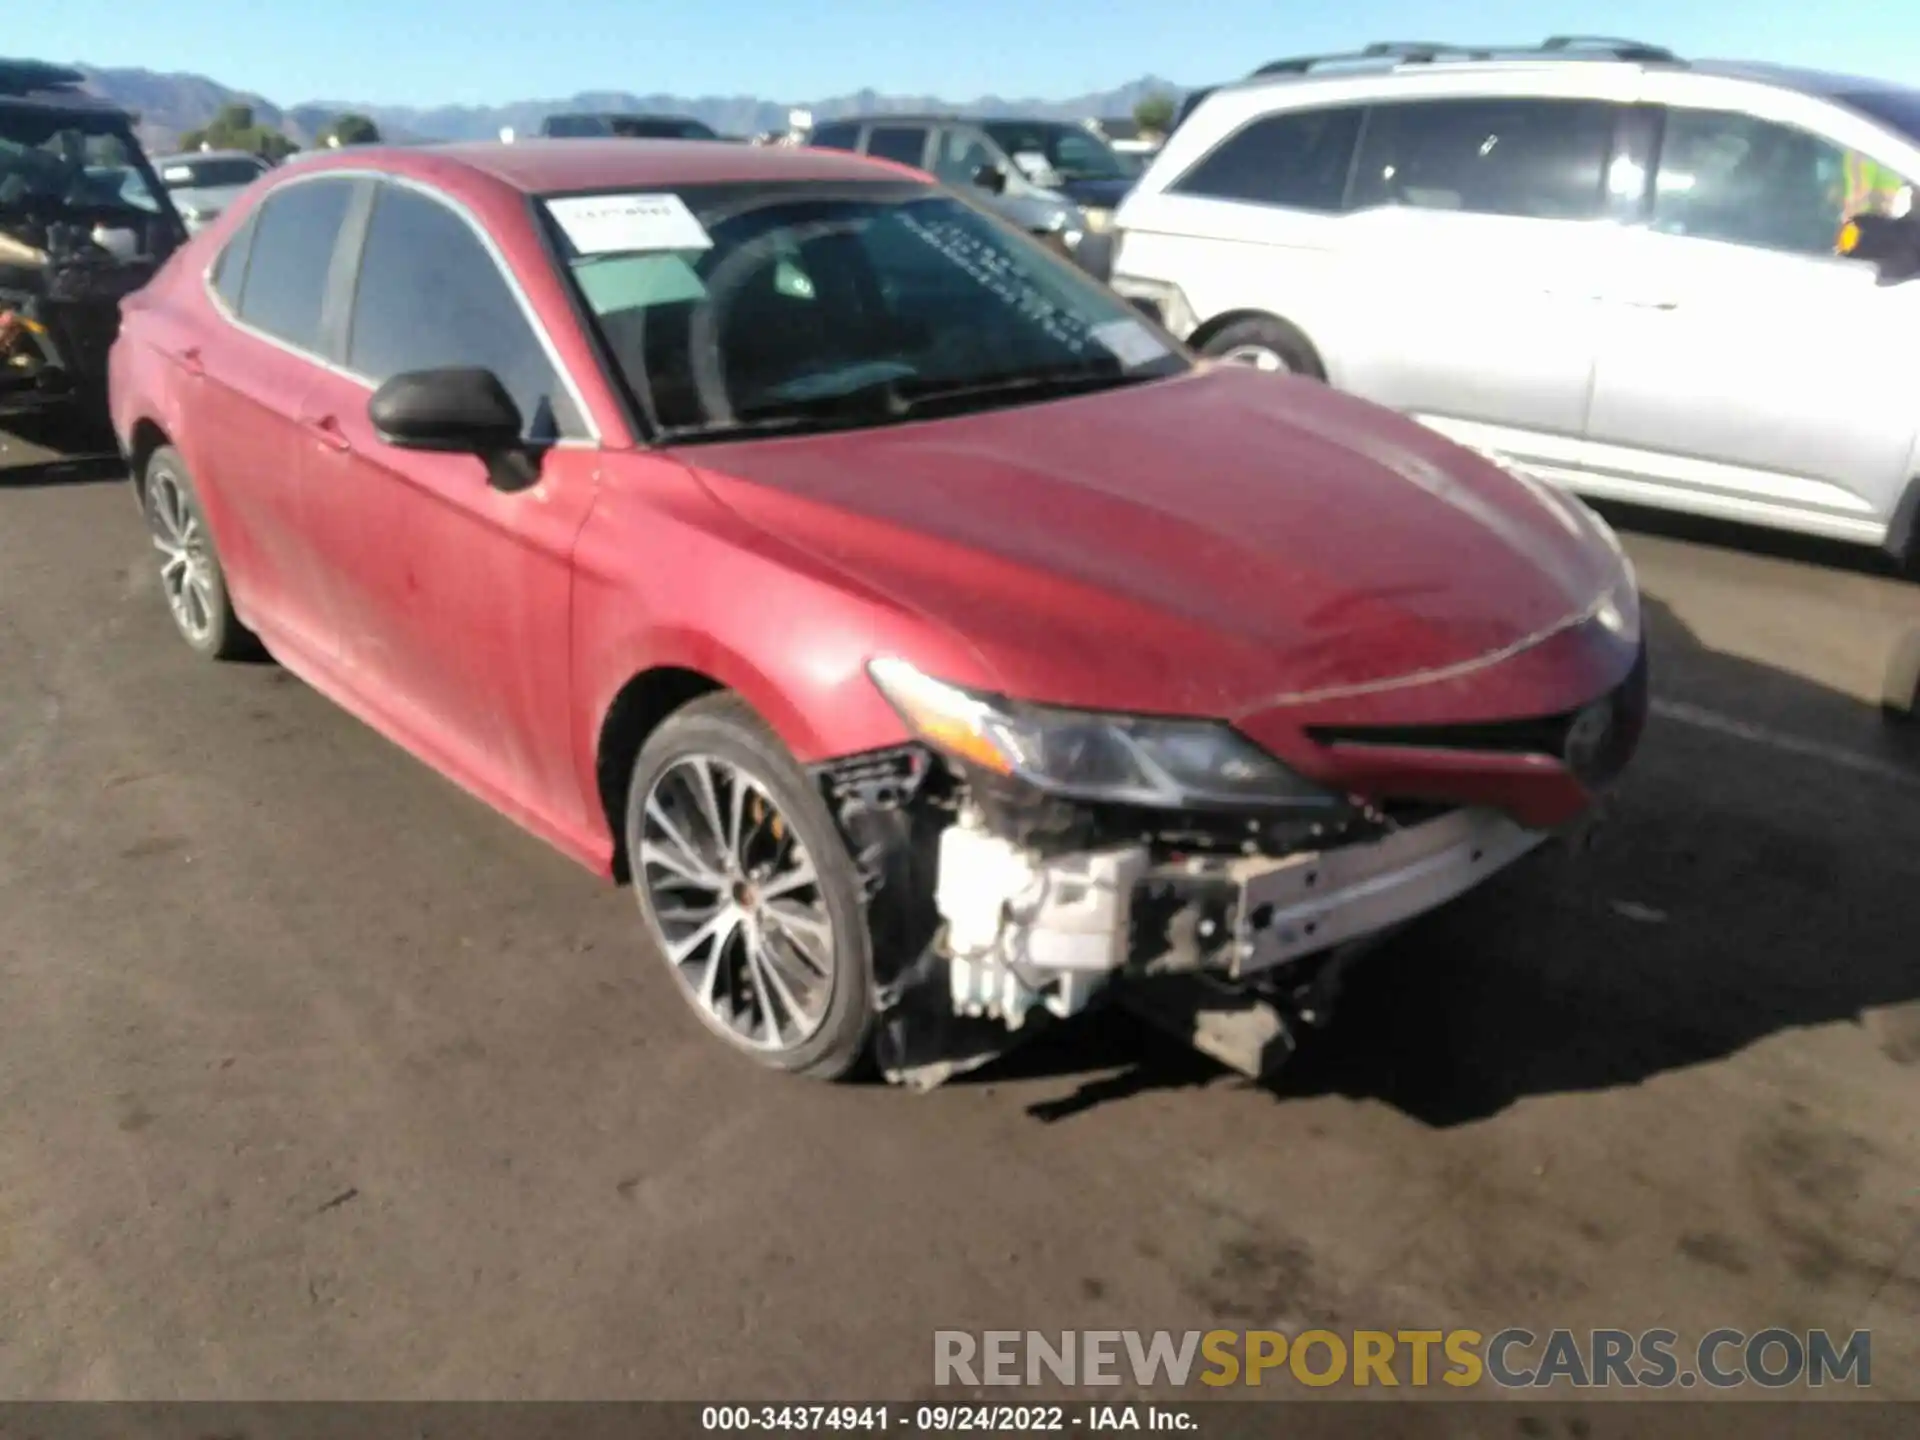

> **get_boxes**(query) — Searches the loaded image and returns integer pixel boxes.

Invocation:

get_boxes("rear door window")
[1171,106,1365,211]
[234,177,356,353]
[1350,98,1619,220]
[865,126,931,167]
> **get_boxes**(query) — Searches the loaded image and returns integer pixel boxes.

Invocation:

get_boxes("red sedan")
[107,139,1646,1088]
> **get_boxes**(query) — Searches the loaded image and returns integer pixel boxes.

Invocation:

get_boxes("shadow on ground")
[980,594,1920,1125]
[1589,496,1916,586]
[0,413,122,487]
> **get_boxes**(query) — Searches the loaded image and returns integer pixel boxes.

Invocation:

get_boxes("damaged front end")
[812,659,1621,1091]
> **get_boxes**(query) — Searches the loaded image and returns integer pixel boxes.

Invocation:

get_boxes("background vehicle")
[108,138,1642,1091]
[540,112,721,141]
[806,114,1113,273]
[1110,37,1920,567]
[1,57,186,420]
[155,148,270,232]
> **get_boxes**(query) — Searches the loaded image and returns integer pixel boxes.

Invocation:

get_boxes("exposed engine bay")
[813,742,1559,1091]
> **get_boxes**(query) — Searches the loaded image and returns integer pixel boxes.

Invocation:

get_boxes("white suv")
[1111,38,1920,565]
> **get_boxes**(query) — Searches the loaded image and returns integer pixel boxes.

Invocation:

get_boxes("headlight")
[1593,568,1641,647]
[867,657,1346,811]
[1082,207,1114,234]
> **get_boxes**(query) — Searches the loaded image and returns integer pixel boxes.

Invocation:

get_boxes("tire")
[142,445,259,661]
[1199,315,1327,381]
[1881,626,1920,722]
[624,693,874,1080]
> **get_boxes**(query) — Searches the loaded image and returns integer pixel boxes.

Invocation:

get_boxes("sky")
[30,0,1917,109]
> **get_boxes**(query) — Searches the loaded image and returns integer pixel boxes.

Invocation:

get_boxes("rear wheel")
[143,446,257,661]
[624,693,875,1080]
[1200,315,1326,381]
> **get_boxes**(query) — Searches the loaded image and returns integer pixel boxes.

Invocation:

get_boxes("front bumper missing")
[1190,806,1545,979]
[871,804,1552,1090]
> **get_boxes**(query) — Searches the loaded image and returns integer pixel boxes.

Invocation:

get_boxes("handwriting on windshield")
[895,214,1094,356]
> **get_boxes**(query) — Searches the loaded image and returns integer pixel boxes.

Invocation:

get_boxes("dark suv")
[1,59,186,421]
[539,112,722,141]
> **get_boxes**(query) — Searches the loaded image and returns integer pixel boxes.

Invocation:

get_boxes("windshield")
[541,180,1188,442]
[980,122,1131,182]
[1841,86,1920,146]
[0,111,165,218]
[159,156,264,190]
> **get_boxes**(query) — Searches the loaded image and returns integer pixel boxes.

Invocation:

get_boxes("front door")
[1581,105,1920,540]
[297,178,602,837]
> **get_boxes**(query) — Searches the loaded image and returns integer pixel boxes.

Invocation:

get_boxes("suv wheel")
[1201,316,1326,381]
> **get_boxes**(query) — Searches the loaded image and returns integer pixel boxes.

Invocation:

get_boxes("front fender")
[566,461,983,843]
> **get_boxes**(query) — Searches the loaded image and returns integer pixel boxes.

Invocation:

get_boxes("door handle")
[176,345,204,378]
[302,414,352,453]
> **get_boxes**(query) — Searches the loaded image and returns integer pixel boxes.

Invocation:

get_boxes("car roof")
[1207,44,1912,109]
[304,137,919,193]
[0,87,134,120]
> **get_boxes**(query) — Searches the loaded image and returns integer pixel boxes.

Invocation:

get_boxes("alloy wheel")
[636,754,836,1052]
[148,467,217,645]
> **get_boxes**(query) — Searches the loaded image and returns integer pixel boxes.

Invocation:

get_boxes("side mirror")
[369,367,524,454]
[972,163,1008,195]
[1839,211,1920,283]
[1127,295,1164,325]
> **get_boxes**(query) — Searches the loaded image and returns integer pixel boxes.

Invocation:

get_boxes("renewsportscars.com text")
[932,1328,1872,1390]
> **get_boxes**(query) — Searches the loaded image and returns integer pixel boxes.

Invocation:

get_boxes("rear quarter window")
[233,177,356,352]
[209,208,257,311]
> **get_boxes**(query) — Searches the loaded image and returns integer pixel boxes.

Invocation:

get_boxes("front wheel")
[624,693,875,1079]
[1200,316,1327,381]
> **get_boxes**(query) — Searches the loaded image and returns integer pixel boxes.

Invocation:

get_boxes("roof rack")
[1249,35,1679,78]
[0,58,87,97]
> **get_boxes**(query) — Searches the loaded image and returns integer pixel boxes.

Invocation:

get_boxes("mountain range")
[69,64,1195,150]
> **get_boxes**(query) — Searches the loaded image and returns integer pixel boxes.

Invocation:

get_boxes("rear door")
[195,174,363,654]
[1581,91,1920,540]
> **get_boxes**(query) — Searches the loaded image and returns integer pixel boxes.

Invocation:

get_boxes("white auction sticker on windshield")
[546,192,713,255]
[163,165,195,183]
[1090,317,1171,370]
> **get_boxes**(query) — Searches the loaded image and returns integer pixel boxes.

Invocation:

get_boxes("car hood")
[676,365,1624,719]
[1056,176,1133,209]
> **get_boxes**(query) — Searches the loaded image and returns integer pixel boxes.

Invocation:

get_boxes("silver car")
[154,149,269,232]
[1112,38,1920,566]
[805,115,1107,268]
